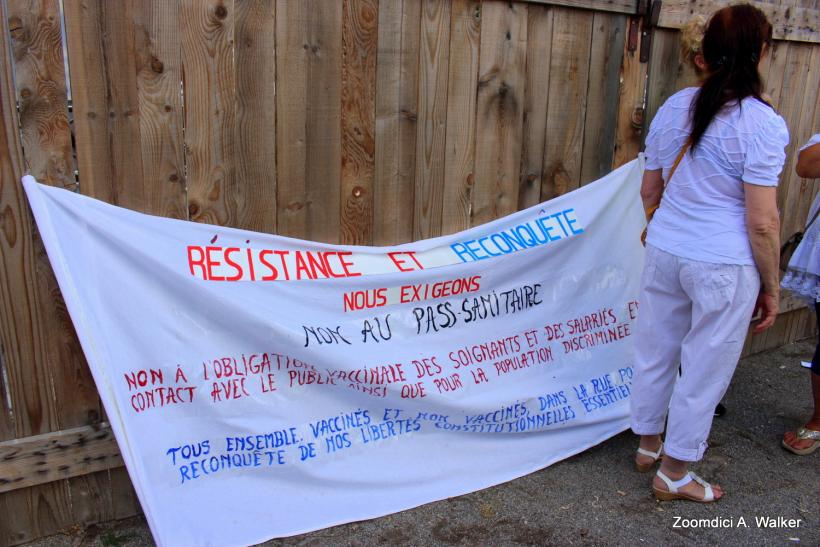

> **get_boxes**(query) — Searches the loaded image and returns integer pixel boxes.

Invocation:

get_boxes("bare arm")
[744,183,780,333]
[796,142,820,178]
[640,169,664,217]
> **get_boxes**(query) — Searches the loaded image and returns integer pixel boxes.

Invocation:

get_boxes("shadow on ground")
[27,341,819,546]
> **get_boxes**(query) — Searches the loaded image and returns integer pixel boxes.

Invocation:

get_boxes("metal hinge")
[640,0,662,63]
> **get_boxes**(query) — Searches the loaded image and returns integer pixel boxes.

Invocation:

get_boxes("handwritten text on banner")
[23,157,645,546]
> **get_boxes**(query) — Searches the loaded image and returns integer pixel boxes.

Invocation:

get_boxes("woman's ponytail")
[690,4,773,150]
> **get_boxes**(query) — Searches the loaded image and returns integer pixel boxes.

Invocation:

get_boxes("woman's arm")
[796,142,820,178]
[744,183,780,333]
[640,169,664,217]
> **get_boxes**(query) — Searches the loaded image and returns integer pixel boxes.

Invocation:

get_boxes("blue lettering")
[490,233,513,253]
[478,236,501,257]
[464,239,488,260]
[450,242,474,262]
[563,208,584,234]
[536,217,561,241]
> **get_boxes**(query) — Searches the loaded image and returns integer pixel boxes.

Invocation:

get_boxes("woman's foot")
[782,420,820,455]
[654,455,724,501]
[635,435,663,472]
[653,470,724,502]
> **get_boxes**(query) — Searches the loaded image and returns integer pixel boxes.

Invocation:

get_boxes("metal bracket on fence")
[639,0,662,63]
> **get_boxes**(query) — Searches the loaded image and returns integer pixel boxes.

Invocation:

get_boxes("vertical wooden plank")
[541,8,592,199]
[644,28,681,141]
[107,467,141,520]
[413,0,450,239]
[0,1,78,541]
[472,1,527,226]
[518,4,552,209]
[373,0,421,245]
[579,12,625,185]
[6,0,74,187]
[275,0,343,243]
[133,0,187,219]
[0,7,26,543]
[0,1,24,445]
[234,0,277,233]
[763,41,789,107]
[779,44,818,240]
[65,1,145,208]
[440,0,481,234]
[612,16,647,168]
[772,42,812,236]
[181,0,237,227]
[11,0,99,438]
[341,0,378,245]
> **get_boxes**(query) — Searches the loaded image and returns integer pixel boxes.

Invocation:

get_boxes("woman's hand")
[752,291,779,333]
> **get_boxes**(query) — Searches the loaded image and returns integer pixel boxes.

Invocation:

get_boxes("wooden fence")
[0,0,817,543]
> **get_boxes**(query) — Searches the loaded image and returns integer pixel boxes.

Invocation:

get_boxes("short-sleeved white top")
[644,87,789,265]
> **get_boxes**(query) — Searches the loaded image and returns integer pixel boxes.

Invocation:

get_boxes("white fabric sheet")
[23,157,646,546]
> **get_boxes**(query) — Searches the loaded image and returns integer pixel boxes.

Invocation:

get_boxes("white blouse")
[645,87,789,265]
[782,133,820,304]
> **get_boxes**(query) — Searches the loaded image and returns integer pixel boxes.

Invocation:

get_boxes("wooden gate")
[0,0,817,543]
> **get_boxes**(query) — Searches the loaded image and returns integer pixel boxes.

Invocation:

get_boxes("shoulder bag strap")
[645,139,691,221]
[805,204,820,231]
[667,139,691,185]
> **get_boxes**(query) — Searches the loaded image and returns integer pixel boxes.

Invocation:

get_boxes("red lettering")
[338,252,361,277]
[124,372,138,391]
[187,246,207,279]
[259,250,279,281]
[246,248,256,281]
[294,251,312,280]
[307,252,328,278]
[388,252,412,272]
[407,251,423,269]
[205,246,225,281]
[323,252,346,278]
[223,248,243,281]
[273,250,291,280]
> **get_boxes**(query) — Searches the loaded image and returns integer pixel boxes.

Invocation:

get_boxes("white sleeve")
[800,133,820,151]
[742,114,789,187]
[644,103,666,170]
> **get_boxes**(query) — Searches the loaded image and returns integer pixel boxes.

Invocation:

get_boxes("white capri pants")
[630,245,760,461]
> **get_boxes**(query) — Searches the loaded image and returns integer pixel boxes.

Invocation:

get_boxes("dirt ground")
[26,340,819,547]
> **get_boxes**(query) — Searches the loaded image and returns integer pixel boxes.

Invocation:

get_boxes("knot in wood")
[8,16,23,40]
[150,57,164,74]
[352,186,364,198]
[214,4,228,19]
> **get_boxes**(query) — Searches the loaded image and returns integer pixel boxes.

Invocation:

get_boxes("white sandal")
[635,441,663,472]
[653,470,718,502]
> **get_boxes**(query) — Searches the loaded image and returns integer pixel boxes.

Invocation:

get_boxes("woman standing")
[630,4,789,502]
[781,134,820,455]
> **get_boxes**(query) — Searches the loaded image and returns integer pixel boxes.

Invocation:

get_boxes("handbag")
[780,207,820,272]
[641,140,691,246]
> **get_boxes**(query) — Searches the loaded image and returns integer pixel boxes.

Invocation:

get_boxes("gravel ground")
[25,340,819,547]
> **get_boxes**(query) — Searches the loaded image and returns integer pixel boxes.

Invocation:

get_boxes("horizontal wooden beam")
[0,423,123,493]
[525,0,638,15]
[659,0,820,44]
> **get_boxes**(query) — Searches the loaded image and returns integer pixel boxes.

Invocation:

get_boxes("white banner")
[24,156,646,546]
